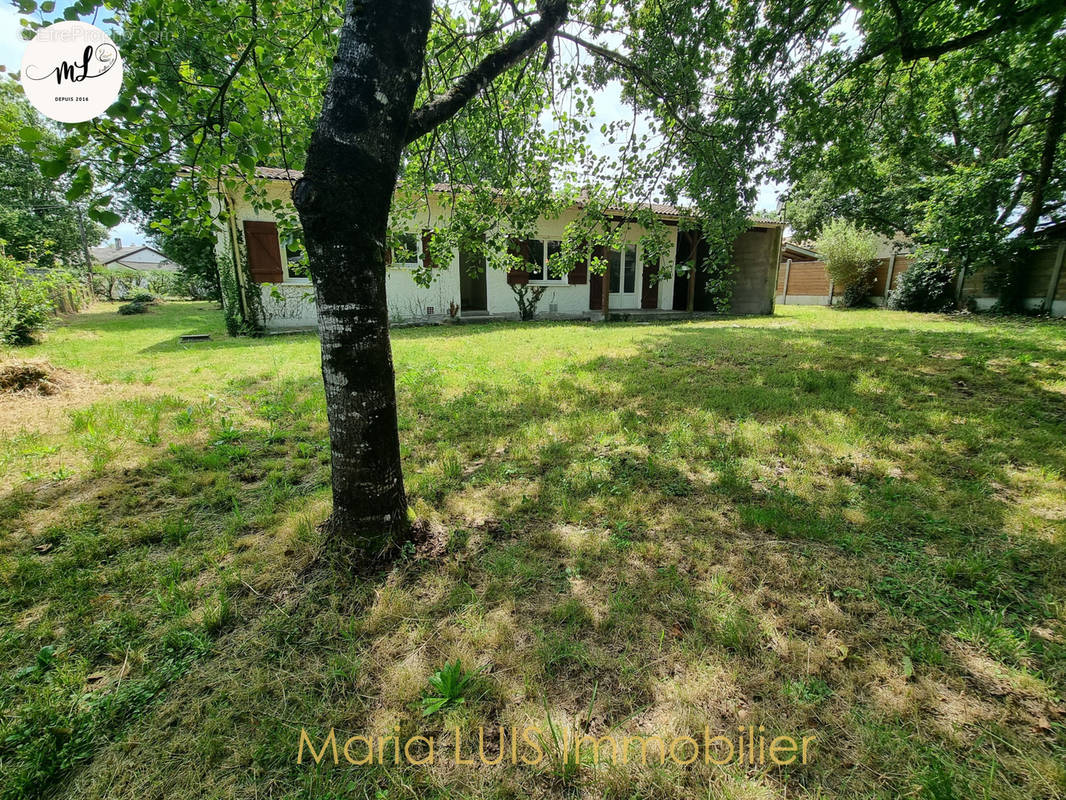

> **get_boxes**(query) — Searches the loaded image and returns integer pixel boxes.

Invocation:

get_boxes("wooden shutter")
[568,245,588,285]
[506,238,530,285]
[422,230,437,269]
[641,261,658,308]
[243,220,284,284]
[588,245,606,309]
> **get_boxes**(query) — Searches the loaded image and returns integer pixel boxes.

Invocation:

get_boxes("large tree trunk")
[293,0,433,553]
[291,0,567,556]
[1021,73,1066,237]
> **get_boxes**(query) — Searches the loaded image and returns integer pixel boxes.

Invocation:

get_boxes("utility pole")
[29,204,96,294]
[75,206,95,294]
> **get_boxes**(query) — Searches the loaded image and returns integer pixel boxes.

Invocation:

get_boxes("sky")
[1,2,146,246]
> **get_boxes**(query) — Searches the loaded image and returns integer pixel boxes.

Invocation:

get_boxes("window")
[521,238,565,282]
[607,245,637,293]
[624,244,636,293]
[393,233,420,268]
[281,229,310,280]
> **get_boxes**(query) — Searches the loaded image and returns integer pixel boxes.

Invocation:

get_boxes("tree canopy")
[11,1,1061,297]
[0,84,107,268]
[781,2,1066,302]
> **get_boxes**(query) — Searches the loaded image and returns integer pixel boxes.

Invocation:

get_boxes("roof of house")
[249,166,783,227]
[90,244,168,266]
[1036,220,1066,239]
[781,241,820,259]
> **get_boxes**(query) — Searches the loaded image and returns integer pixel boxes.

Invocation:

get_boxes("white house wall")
[219,184,681,330]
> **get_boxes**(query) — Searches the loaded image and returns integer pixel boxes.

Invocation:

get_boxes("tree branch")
[851,0,1066,68]
[404,0,568,144]
[1021,71,1066,235]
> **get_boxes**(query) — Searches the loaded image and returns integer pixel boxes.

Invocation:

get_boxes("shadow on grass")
[3,315,1064,799]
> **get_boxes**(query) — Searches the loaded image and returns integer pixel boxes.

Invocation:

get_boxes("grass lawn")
[1,301,1064,800]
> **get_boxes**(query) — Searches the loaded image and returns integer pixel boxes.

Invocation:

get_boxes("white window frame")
[525,238,567,285]
[391,232,422,269]
[281,230,311,284]
[608,243,638,295]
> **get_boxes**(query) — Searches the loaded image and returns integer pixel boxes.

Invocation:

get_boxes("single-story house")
[91,240,180,273]
[214,167,785,331]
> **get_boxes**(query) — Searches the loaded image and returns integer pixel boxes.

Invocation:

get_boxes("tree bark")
[293,0,433,552]
[292,0,569,555]
[1021,73,1066,236]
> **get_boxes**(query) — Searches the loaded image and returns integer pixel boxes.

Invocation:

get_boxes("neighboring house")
[213,167,785,331]
[90,240,180,273]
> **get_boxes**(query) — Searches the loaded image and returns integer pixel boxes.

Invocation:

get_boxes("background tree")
[0,84,107,269]
[121,167,222,301]
[814,219,880,307]
[781,5,1066,308]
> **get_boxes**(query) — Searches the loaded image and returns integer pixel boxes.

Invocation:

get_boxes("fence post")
[781,258,792,305]
[884,253,896,302]
[1044,242,1066,315]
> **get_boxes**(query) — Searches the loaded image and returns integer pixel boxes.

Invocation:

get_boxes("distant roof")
[90,244,167,265]
[782,241,820,258]
[250,166,783,227]
[1036,220,1066,239]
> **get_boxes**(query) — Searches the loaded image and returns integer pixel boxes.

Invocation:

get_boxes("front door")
[459,249,487,312]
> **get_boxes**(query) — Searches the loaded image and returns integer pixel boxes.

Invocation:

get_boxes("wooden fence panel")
[889,256,910,290]
[783,260,832,296]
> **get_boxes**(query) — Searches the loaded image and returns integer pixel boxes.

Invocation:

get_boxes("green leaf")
[88,207,122,227]
[40,0,55,11]
[39,157,70,179]
[19,126,42,144]
[65,167,93,201]
[227,121,244,136]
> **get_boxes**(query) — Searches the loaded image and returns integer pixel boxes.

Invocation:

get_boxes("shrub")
[889,256,958,312]
[146,270,213,299]
[511,283,547,321]
[93,267,139,300]
[815,220,880,308]
[130,291,156,304]
[118,301,149,315]
[0,254,78,344]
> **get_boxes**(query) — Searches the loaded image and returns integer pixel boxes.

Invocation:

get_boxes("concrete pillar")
[781,258,792,305]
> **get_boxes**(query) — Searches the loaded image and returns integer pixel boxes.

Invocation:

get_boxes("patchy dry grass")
[0,301,1064,799]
